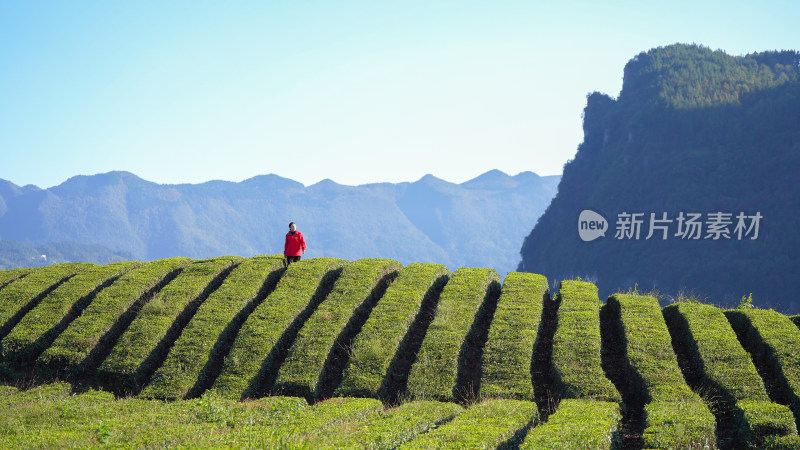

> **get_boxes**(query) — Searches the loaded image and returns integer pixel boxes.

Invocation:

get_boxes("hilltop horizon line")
[1,169,562,191]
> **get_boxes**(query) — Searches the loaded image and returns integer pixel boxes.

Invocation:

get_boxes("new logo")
[578,210,607,242]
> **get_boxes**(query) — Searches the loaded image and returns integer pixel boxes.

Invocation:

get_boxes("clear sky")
[1,1,798,188]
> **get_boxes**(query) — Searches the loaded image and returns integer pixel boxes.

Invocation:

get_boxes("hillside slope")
[1,258,799,448]
[519,44,800,312]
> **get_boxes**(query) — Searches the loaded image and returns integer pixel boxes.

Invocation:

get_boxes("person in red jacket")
[284,222,306,265]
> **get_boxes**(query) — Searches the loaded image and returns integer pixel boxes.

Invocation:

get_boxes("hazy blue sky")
[1,1,798,188]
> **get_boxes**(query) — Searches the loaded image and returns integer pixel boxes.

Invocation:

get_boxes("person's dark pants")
[286,255,301,265]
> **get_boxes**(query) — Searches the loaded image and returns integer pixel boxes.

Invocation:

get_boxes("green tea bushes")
[36,258,191,377]
[0,263,93,338]
[481,272,548,400]
[211,257,346,400]
[406,268,501,403]
[97,257,242,392]
[0,268,32,290]
[237,397,384,447]
[664,302,796,446]
[0,261,141,366]
[313,400,462,449]
[521,399,621,449]
[336,263,451,401]
[141,256,286,400]
[550,280,619,402]
[605,294,715,448]
[726,308,800,431]
[401,399,537,448]
[526,281,621,448]
[272,258,401,401]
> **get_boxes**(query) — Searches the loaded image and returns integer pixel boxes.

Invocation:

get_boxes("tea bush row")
[0,268,32,291]
[401,399,537,449]
[606,293,715,448]
[726,308,800,431]
[663,302,796,446]
[0,263,93,339]
[335,262,451,401]
[97,257,242,392]
[481,272,548,400]
[0,261,141,366]
[272,258,401,401]
[405,268,501,403]
[141,256,286,400]
[211,257,346,400]
[36,257,191,377]
[521,399,621,449]
[550,280,619,402]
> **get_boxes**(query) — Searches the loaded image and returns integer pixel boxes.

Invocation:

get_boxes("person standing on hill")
[284,222,306,265]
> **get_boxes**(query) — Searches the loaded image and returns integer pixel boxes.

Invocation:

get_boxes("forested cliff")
[519,44,800,312]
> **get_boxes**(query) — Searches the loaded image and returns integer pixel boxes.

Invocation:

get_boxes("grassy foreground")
[0,256,798,448]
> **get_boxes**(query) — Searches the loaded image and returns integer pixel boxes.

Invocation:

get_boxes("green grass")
[400,398,537,448]
[481,272,548,401]
[335,262,451,401]
[140,256,286,400]
[405,267,501,403]
[211,257,347,400]
[0,381,73,405]
[0,263,93,339]
[194,396,383,447]
[261,397,384,444]
[521,399,620,449]
[0,382,315,447]
[0,261,141,367]
[208,396,384,447]
[0,382,76,441]
[272,258,401,401]
[726,308,800,431]
[663,302,796,446]
[550,280,620,402]
[0,385,18,397]
[97,257,242,392]
[606,293,715,448]
[0,383,464,448]
[313,400,463,449]
[35,257,191,377]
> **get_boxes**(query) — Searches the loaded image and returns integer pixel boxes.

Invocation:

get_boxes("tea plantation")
[0,256,799,448]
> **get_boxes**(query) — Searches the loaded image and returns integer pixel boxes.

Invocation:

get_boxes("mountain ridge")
[0,169,559,275]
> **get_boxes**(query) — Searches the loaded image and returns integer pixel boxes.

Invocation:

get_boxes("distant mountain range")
[519,44,800,312]
[0,170,559,274]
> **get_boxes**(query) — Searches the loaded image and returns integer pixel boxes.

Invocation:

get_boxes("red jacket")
[284,231,306,256]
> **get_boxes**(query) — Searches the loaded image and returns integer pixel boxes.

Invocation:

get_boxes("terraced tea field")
[0,256,799,448]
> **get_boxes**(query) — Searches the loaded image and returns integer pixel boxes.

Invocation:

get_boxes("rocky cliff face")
[518,44,800,312]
